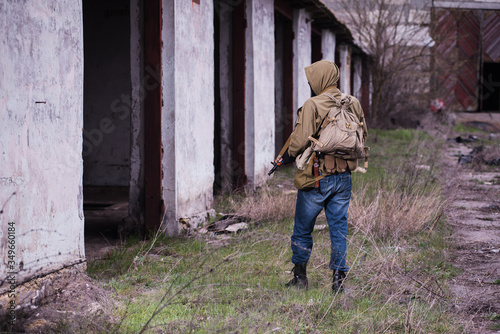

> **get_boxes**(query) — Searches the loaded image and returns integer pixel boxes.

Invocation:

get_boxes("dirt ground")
[1,272,118,333]
[441,135,500,333]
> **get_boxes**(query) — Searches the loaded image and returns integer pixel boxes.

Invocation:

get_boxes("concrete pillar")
[321,29,336,63]
[275,21,284,155]
[161,0,215,234]
[162,0,177,235]
[245,0,255,188]
[352,55,362,100]
[245,0,275,188]
[338,44,351,95]
[293,8,312,121]
[129,0,145,228]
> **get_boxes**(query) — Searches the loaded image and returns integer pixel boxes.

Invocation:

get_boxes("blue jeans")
[291,172,352,271]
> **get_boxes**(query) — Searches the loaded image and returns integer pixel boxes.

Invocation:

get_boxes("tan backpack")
[308,93,366,160]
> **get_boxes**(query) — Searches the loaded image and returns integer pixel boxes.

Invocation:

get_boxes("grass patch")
[453,123,487,134]
[85,129,463,333]
[490,323,500,330]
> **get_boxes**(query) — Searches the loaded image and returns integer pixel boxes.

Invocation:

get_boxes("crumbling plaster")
[0,0,85,290]
[321,29,336,63]
[161,0,215,234]
[246,0,276,188]
[129,0,145,227]
[293,8,312,122]
[352,55,362,99]
[338,44,351,95]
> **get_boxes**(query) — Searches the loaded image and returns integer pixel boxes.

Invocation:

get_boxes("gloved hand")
[280,149,296,165]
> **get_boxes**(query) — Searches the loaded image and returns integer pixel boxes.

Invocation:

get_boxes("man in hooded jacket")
[283,60,367,291]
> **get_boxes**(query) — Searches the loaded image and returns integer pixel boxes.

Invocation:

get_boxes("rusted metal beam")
[144,0,162,233]
[232,0,247,189]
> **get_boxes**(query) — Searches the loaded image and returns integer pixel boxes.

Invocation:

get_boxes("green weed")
[84,129,464,333]
[453,123,487,134]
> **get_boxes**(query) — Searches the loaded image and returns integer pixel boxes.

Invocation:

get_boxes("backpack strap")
[322,92,354,112]
[322,92,341,107]
[321,92,362,127]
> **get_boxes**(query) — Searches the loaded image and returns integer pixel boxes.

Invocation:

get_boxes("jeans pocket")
[340,174,352,192]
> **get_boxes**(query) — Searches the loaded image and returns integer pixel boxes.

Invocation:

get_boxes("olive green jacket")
[288,60,368,190]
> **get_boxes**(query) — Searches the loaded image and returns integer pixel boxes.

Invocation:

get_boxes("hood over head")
[304,60,339,96]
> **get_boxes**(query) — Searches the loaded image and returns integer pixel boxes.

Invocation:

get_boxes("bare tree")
[327,0,433,126]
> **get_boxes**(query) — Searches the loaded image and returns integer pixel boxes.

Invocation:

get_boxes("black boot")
[285,263,308,289]
[332,269,346,293]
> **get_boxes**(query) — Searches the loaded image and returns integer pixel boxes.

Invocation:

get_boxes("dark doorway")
[83,0,132,258]
[335,49,341,90]
[214,0,246,192]
[232,0,247,189]
[274,10,294,156]
[311,27,322,63]
[213,0,233,194]
[480,62,500,112]
[361,56,370,117]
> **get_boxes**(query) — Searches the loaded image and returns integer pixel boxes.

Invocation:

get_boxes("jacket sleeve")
[288,99,320,157]
[350,97,367,141]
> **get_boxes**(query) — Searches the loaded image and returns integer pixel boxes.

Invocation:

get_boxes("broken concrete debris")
[201,215,250,234]
[458,145,500,166]
[458,146,483,165]
[448,135,478,143]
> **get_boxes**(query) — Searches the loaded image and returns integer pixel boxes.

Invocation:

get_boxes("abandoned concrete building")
[432,1,500,113]
[0,0,369,300]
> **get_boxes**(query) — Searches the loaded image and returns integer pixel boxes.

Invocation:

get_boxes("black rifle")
[268,136,292,175]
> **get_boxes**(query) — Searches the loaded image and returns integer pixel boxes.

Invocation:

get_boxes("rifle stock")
[268,135,292,175]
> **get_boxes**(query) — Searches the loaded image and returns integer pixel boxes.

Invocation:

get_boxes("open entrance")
[274,6,294,156]
[214,0,246,192]
[83,0,132,259]
[335,48,341,90]
[83,0,163,249]
[480,62,500,112]
[311,27,322,63]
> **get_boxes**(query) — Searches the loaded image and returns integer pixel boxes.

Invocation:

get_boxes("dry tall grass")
[216,186,297,223]
[220,167,444,242]
[349,185,444,240]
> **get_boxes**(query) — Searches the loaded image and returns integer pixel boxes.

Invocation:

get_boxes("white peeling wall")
[162,0,177,235]
[352,55,362,99]
[246,0,275,187]
[293,8,312,120]
[0,0,84,288]
[321,29,336,63]
[338,44,351,95]
[162,0,215,231]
